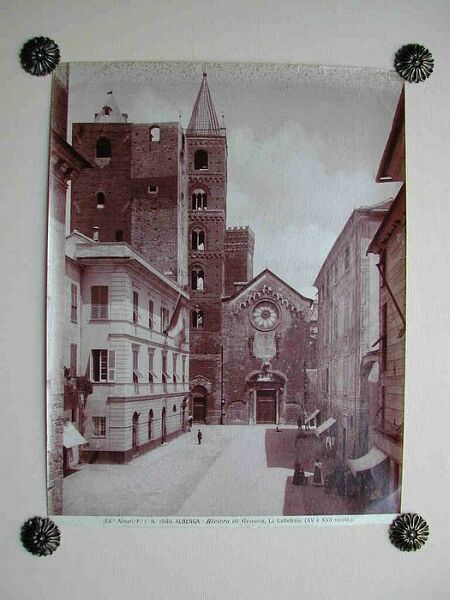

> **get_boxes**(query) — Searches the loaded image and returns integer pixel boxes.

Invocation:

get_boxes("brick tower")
[224,226,255,296]
[70,92,188,286]
[186,73,227,423]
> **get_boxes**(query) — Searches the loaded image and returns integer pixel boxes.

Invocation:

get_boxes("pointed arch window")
[192,308,204,329]
[194,149,208,170]
[96,137,111,158]
[191,267,204,291]
[192,228,205,251]
[150,127,161,142]
[191,189,207,210]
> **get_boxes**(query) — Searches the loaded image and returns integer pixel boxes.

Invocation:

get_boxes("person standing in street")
[197,429,203,445]
[188,414,193,431]
[313,458,323,486]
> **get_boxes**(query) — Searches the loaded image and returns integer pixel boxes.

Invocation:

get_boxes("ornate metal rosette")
[20,37,60,76]
[389,513,429,552]
[394,44,434,83]
[21,516,61,556]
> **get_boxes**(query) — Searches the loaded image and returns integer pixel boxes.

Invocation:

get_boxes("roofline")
[367,185,406,255]
[376,87,405,182]
[51,130,92,170]
[73,241,189,299]
[222,268,314,306]
[66,229,95,243]
[313,204,390,287]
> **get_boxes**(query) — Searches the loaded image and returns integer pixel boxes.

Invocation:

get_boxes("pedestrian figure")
[197,429,203,445]
[313,458,323,486]
[188,414,193,431]
[293,461,302,486]
[297,414,303,431]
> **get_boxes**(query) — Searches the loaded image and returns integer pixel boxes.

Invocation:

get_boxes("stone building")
[314,201,391,461]
[64,232,190,464]
[366,88,405,504]
[222,270,312,424]
[47,64,91,514]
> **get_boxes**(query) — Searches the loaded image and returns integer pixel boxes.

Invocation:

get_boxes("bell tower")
[186,73,227,423]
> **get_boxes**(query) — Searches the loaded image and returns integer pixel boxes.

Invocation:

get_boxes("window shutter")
[108,350,116,381]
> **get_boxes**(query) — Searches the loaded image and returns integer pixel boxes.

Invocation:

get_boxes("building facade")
[367,88,405,503]
[222,270,313,424]
[71,95,188,287]
[314,203,390,461]
[47,64,91,514]
[64,233,190,463]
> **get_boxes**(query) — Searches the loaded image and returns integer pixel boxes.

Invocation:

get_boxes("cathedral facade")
[70,74,313,427]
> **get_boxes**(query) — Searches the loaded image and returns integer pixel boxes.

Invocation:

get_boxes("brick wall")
[222,272,311,424]
[224,227,255,296]
[71,123,133,241]
[187,135,227,423]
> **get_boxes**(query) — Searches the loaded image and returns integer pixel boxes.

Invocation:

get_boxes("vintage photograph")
[47,61,405,518]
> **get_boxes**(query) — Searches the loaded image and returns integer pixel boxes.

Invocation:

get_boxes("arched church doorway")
[132,412,140,454]
[192,385,207,423]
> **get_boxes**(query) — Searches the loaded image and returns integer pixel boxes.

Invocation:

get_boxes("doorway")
[161,407,167,443]
[193,395,207,422]
[132,412,140,454]
[256,390,276,423]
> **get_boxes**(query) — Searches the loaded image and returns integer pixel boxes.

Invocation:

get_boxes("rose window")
[250,300,280,331]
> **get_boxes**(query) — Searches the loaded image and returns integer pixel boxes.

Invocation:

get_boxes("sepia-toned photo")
[47,61,405,519]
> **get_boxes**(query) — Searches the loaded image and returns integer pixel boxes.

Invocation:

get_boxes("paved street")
[63,425,360,516]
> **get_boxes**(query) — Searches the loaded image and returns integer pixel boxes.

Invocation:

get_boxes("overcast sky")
[68,62,403,298]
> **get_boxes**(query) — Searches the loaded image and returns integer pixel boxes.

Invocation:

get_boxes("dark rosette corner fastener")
[389,513,429,552]
[20,36,60,76]
[21,516,61,557]
[394,44,434,83]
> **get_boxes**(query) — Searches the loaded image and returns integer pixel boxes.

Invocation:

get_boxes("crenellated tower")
[186,73,227,423]
[224,226,255,296]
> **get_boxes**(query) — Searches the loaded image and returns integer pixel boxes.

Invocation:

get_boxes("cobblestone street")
[64,425,361,516]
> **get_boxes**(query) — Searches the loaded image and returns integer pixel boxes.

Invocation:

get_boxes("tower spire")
[187,73,221,136]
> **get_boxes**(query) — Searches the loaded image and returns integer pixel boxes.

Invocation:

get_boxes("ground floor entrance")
[193,396,207,422]
[256,390,277,423]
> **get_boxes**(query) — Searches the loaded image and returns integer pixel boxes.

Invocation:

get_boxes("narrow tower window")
[192,309,204,329]
[150,127,161,142]
[194,149,208,170]
[96,192,105,208]
[191,267,204,291]
[191,228,205,251]
[96,137,111,158]
[191,189,207,210]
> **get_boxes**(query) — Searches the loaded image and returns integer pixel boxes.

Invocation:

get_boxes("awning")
[63,422,87,449]
[305,409,320,424]
[347,447,388,476]
[314,417,337,437]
